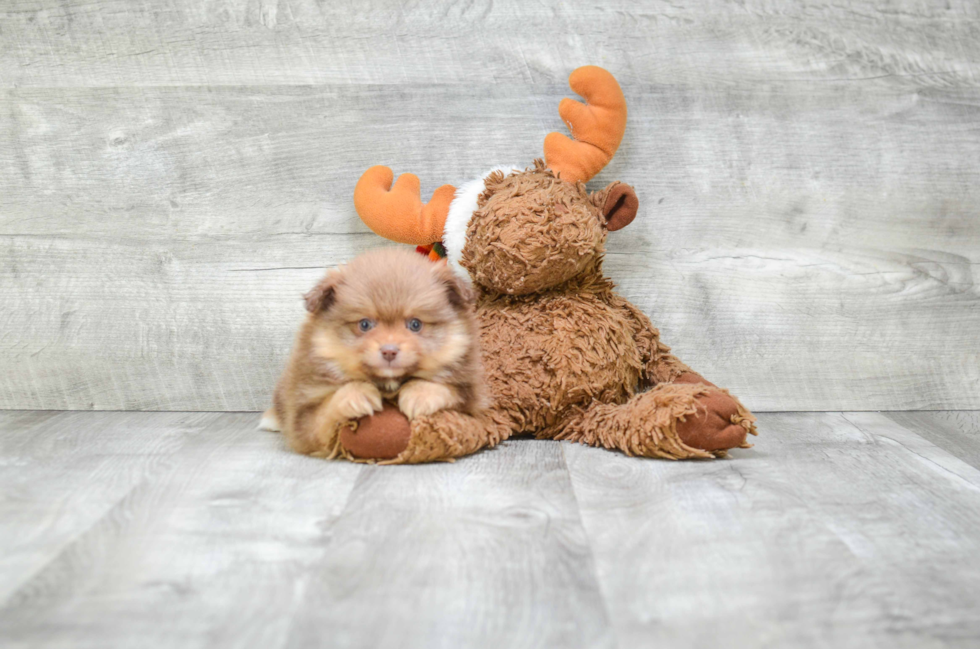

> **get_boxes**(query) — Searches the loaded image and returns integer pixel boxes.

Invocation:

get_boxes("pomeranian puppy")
[261,248,483,458]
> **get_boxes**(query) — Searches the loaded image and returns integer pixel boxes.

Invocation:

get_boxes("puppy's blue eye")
[407,318,423,333]
[358,319,374,332]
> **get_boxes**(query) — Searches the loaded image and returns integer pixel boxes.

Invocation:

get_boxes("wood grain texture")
[1,0,978,88]
[1,0,979,410]
[565,411,980,648]
[0,411,223,603]
[0,412,363,648]
[0,414,612,649]
[287,440,613,649]
[3,411,980,647]
[885,411,980,471]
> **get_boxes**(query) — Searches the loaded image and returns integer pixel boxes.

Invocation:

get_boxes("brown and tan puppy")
[261,248,483,458]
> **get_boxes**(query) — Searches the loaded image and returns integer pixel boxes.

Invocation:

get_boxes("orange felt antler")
[353,166,457,245]
[544,66,627,184]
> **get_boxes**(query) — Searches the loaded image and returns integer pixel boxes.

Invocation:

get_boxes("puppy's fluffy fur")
[261,248,484,458]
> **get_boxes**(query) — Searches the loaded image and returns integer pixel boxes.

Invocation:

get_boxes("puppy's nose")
[380,345,399,362]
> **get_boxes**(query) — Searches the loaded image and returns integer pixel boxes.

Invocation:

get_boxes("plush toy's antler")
[353,166,457,245]
[544,66,627,184]
[354,66,626,244]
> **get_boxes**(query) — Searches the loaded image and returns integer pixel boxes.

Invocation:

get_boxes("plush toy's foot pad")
[675,388,753,452]
[339,402,412,460]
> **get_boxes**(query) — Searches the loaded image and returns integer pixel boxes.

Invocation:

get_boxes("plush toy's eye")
[407,318,423,333]
[358,319,375,333]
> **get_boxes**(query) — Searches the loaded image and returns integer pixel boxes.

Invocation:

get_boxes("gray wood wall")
[1,0,978,412]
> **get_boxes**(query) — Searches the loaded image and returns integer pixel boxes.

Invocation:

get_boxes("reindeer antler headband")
[353,65,627,249]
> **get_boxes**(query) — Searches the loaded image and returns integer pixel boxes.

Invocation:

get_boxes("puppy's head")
[304,248,475,389]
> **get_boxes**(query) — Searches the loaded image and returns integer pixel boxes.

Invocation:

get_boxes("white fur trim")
[443,165,520,278]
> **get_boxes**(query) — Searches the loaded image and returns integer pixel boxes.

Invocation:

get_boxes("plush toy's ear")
[431,261,475,309]
[596,182,638,231]
[304,267,345,313]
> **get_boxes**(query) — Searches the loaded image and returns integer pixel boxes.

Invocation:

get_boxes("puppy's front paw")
[398,381,458,420]
[332,382,383,420]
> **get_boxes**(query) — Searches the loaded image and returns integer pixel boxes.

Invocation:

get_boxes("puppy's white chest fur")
[378,379,405,399]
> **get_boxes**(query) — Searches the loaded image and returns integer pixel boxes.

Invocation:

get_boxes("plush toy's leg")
[339,406,516,464]
[556,382,756,459]
[388,409,515,464]
[617,301,759,452]
[338,402,413,460]
[667,373,758,450]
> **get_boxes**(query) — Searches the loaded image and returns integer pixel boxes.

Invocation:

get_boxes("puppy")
[261,248,483,458]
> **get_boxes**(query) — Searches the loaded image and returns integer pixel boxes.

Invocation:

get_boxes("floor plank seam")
[559,441,622,649]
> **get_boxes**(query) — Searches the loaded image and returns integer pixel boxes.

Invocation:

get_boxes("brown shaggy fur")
[363,161,757,463]
[266,248,483,458]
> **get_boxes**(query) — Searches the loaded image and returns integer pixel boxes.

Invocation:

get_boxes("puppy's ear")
[431,262,475,309]
[304,266,344,313]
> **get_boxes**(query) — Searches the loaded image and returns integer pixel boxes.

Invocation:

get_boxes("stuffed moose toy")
[335,66,757,463]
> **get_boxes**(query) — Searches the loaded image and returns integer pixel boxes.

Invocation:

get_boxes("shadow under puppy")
[261,248,484,459]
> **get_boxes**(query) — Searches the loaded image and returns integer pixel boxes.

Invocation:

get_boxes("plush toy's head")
[352,66,635,293]
[459,161,637,295]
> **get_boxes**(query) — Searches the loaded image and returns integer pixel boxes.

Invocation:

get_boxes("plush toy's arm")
[614,297,695,387]
[338,404,513,464]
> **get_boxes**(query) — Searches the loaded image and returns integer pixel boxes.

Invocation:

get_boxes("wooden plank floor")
[1,411,979,648]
